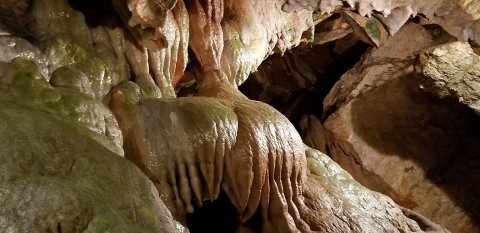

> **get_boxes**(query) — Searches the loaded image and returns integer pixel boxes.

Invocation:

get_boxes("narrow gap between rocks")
[239,36,369,129]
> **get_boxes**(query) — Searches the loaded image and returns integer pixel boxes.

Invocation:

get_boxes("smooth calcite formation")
[0,59,186,232]
[112,80,438,233]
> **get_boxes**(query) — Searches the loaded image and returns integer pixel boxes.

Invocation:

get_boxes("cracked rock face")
[416,41,480,115]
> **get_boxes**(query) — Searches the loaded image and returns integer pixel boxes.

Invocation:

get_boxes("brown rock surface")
[220,0,314,85]
[240,43,334,122]
[302,148,437,233]
[0,0,475,232]
[416,41,480,115]
[111,73,442,232]
[300,115,332,154]
[323,23,480,233]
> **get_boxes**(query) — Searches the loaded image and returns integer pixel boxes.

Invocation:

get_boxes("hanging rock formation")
[111,0,448,232]
[111,79,432,232]
[282,0,480,44]
[0,0,477,232]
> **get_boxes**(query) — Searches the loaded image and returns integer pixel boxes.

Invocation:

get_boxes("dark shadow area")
[187,190,244,233]
[239,36,369,129]
[242,207,263,233]
[349,74,480,230]
[176,49,200,96]
[0,0,33,37]
[68,0,121,28]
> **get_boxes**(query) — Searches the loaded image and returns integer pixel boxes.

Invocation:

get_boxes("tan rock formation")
[416,41,480,115]
[323,23,480,233]
[110,2,446,231]
[0,0,476,232]
[220,0,314,85]
[111,80,435,232]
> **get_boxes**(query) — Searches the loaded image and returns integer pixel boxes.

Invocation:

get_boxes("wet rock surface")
[0,60,185,233]
[0,0,478,232]
[301,148,427,233]
[111,74,439,232]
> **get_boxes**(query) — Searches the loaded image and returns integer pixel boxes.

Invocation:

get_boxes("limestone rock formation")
[0,0,477,232]
[300,115,331,154]
[0,57,123,155]
[0,58,185,233]
[111,80,430,232]
[220,0,315,85]
[416,41,480,115]
[111,0,177,49]
[302,148,445,233]
[322,23,480,233]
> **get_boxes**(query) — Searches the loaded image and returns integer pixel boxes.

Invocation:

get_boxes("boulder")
[416,41,480,115]
[323,23,480,233]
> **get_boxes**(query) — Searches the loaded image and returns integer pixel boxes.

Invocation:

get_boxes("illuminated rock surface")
[0,0,477,232]
[321,24,480,233]
[0,59,185,233]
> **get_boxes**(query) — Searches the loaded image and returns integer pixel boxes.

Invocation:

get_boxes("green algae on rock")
[0,57,123,155]
[0,107,185,232]
[0,58,186,233]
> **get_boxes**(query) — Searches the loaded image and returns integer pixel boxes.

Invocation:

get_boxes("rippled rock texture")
[111,80,428,232]
[0,0,475,232]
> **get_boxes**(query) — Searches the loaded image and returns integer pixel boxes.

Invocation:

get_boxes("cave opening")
[186,190,263,233]
[67,0,121,27]
[239,35,369,128]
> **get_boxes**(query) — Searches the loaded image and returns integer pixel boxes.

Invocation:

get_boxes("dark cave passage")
[187,190,239,233]
[239,35,369,129]
[186,190,263,233]
[68,0,120,27]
